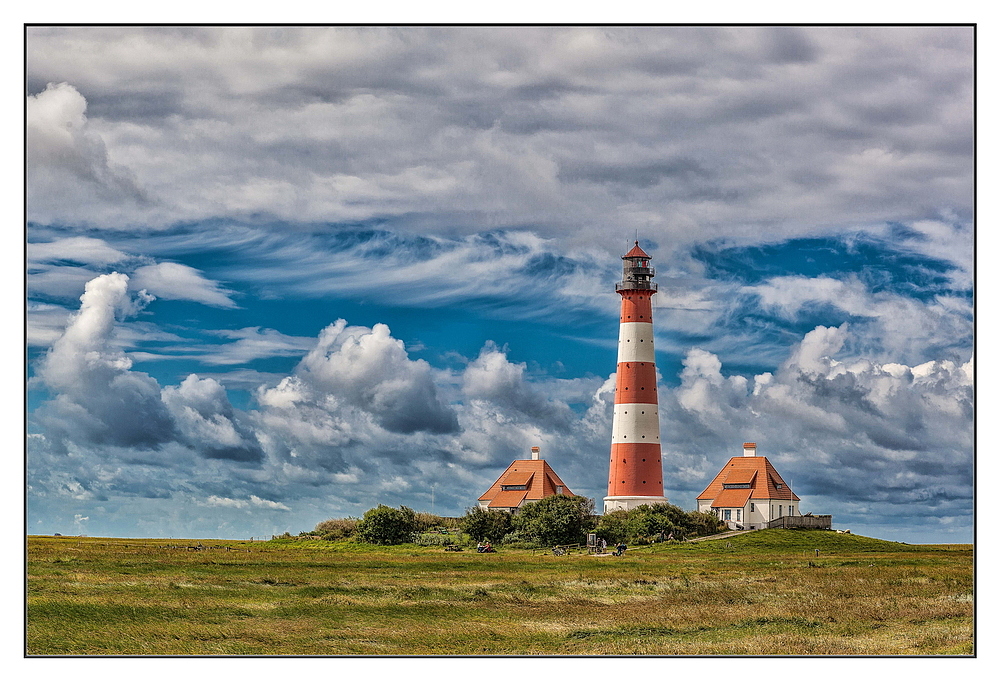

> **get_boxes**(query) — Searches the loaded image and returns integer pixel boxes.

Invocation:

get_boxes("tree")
[459,506,513,543]
[355,505,417,545]
[512,495,594,546]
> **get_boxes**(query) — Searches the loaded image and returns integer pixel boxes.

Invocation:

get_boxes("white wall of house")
[700,498,798,530]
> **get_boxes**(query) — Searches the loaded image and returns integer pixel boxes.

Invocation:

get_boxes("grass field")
[26,529,974,655]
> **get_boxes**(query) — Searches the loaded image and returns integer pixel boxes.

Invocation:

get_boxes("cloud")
[22,26,972,541]
[746,275,972,365]
[35,273,175,451]
[26,27,971,244]
[28,237,128,267]
[296,320,459,434]
[198,328,316,365]
[659,325,972,525]
[32,273,262,462]
[204,495,289,511]
[162,374,263,462]
[27,82,149,225]
[462,342,574,429]
[130,262,238,308]
[27,302,72,347]
[26,297,972,541]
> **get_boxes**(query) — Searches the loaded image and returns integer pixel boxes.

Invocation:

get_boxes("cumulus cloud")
[462,343,574,429]
[659,325,972,528]
[33,273,263,463]
[27,82,148,224]
[296,320,458,434]
[130,262,238,308]
[35,273,175,450]
[162,374,262,461]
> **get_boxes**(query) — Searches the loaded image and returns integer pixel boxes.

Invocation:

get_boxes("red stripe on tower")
[604,241,669,513]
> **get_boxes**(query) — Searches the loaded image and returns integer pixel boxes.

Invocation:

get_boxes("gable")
[697,455,799,503]
[479,459,575,504]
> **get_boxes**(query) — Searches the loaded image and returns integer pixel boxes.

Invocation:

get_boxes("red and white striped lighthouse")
[604,241,669,513]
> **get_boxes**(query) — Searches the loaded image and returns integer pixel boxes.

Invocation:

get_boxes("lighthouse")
[604,241,669,513]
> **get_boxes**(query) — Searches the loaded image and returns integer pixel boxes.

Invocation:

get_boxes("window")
[501,485,527,491]
[750,502,755,512]
[736,509,742,521]
[556,486,563,495]
[723,509,732,520]
[779,505,783,517]
[723,483,750,489]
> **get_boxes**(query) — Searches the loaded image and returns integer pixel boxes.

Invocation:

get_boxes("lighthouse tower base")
[603,495,670,514]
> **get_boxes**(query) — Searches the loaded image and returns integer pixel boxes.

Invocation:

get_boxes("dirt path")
[684,529,756,543]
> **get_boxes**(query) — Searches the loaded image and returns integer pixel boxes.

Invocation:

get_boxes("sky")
[24,25,974,544]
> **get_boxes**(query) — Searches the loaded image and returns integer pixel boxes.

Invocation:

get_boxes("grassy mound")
[650,528,920,554]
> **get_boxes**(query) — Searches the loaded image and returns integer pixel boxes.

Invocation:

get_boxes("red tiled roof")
[487,489,528,509]
[725,469,757,485]
[624,241,651,259]
[478,459,574,507]
[503,471,534,486]
[710,488,752,508]
[696,456,799,502]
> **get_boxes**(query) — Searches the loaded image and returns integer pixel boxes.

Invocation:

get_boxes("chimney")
[530,446,540,460]
[743,442,756,457]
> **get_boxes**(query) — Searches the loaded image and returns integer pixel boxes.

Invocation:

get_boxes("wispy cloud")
[130,262,239,309]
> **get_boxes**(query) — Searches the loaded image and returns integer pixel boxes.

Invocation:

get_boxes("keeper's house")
[478,447,574,512]
[696,443,800,530]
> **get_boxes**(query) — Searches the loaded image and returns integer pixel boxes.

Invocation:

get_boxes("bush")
[459,506,514,543]
[313,517,359,541]
[512,495,595,546]
[415,530,469,547]
[414,512,448,533]
[593,509,630,544]
[594,504,726,544]
[687,510,727,537]
[355,505,418,545]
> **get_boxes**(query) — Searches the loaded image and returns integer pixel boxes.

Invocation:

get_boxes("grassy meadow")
[26,529,973,656]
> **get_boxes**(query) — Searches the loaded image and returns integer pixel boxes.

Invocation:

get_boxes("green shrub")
[687,510,727,536]
[511,495,595,546]
[594,504,726,544]
[593,509,630,544]
[459,506,514,543]
[355,505,418,545]
[312,517,359,541]
[415,531,469,546]
[413,512,447,533]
